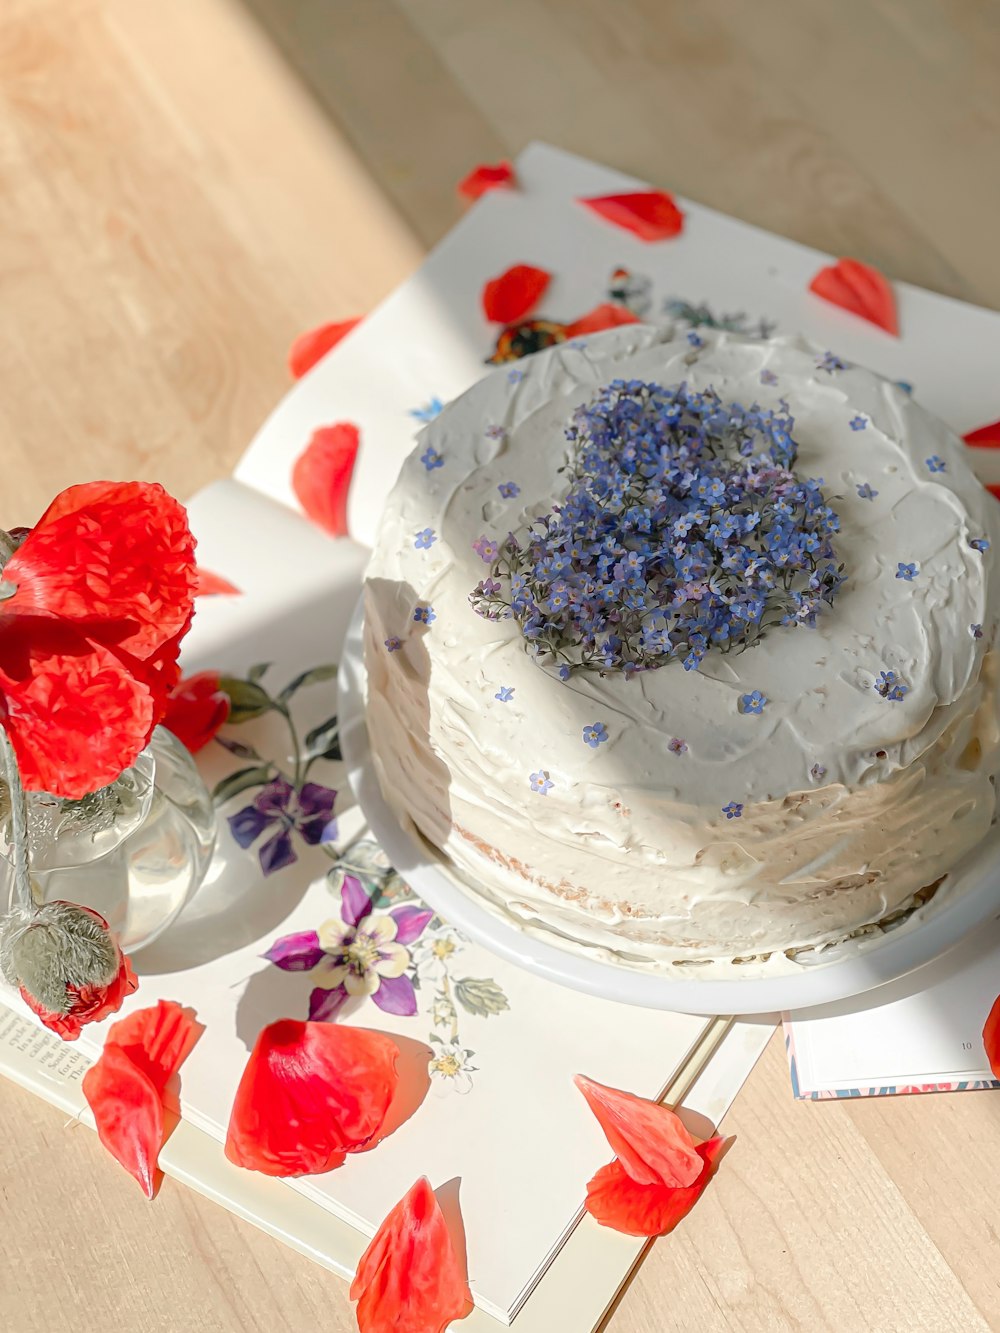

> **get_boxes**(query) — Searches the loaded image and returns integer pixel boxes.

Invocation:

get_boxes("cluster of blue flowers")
[469,379,845,677]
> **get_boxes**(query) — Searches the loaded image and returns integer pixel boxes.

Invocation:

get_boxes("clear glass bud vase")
[1,727,216,953]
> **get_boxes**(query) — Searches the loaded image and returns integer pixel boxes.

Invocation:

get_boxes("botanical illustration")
[211,664,510,1093]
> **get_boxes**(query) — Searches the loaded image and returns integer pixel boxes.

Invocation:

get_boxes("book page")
[785,914,1000,1098]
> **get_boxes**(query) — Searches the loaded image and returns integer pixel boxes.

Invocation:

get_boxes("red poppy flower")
[82,999,200,1196]
[457,160,516,202]
[566,303,642,337]
[225,1019,399,1176]
[574,1074,702,1187]
[288,318,363,379]
[21,937,138,1041]
[808,258,899,336]
[578,191,685,241]
[984,994,1000,1078]
[0,481,197,799]
[965,420,1000,449]
[482,264,551,324]
[291,423,361,538]
[163,671,230,753]
[195,567,240,596]
[351,1176,472,1333]
[584,1136,728,1236]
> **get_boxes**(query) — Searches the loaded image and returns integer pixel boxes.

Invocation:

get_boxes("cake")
[363,324,1000,965]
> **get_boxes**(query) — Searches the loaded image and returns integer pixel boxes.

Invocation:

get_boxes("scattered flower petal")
[195,568,241,596]
[351,1176,472,1333]
[288,318,362,379]
[808,258,899,336]
[574,1073,701,1188]
[565,303,641,337]
[292,423,360,538]
[82,1000,200,1197]
[983,994,1000,1078]
[457,160,516,202]
[263,930,326,972]
[225,1020,399,1176]
[579,191,684,242]
[584,1136,728,1236]
[482,264,550,324]
[963,420,1000,449]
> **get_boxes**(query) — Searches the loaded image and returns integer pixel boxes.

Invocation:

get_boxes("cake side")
[363,325,1000,961]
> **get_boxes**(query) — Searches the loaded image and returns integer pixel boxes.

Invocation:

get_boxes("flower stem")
[0,727,33,914]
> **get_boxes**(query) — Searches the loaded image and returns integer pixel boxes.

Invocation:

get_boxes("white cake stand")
[339,598,1000,1015]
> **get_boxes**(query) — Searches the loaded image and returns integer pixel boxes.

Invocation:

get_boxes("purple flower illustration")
[668,737,688,755]
[420,445,444,471]
[971,537,991,554]
[810,763,827,781]
[687,331,704,348]
[495,685,514,702]
[529,770,554,795]
[926,455,946,473]
[850,416,867,431]
[896,562,918,581]
[410,397,443,423]
[385,636,402,652]
[485,424,507,441]
[857,483,878,500]
[228,778,337,876]
[722,801,744,819]
[264,874,433,1020]
[498,481,521,499]
[760,368,778,386]
[507,367,525,384]
[414,527,436,549]
[816,351,848,373]
[413,603,436,625]
[971,623,983,639]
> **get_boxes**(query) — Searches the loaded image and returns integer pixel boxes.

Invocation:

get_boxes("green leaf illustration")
[212,764,273,806]
[304,714,342,762]
[453,977,510,1019]
[247,662,272,683]
[277,663,338,704]
[218,676,273,724]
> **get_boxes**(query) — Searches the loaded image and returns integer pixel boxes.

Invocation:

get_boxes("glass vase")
[1,726,216,953]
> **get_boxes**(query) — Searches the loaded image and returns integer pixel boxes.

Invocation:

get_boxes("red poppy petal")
[225,1019,399,1176]
[291,423,361,538]
[5,481,197,661]
[0,628,158,797]
[195,567,241,596]
[105,1000,202,1095]
[288,318,363,380]
[350,1176,472,1333]
[578,191,684,242]
[808,258,899,336]
[457,160,516,202]
[584,1137,728,1236]
[984,994,1000,1078]
[986,484,1000,502]
[565,303,642,337]
[965,420,1000,449]
[482,264,551,324]
[574,1073,701,1187]
[163,671,231,753]
[82,1043,163,1198]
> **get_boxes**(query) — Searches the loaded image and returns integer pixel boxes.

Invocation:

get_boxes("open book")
[5,139,1000,1323]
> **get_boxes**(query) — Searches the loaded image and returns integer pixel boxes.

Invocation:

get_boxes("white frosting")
[363,325,1000,962]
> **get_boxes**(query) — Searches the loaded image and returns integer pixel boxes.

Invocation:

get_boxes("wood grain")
[3,1,1000,1330]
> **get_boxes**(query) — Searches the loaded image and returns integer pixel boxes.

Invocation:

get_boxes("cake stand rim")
[338,595,1000,1016]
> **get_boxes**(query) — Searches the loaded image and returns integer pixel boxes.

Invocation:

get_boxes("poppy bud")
[1,900,120,1014]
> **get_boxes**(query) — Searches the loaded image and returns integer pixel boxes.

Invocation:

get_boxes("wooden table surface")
[2,1,999,1330]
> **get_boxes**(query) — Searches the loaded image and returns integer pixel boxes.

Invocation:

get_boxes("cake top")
[371,324,997,817]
